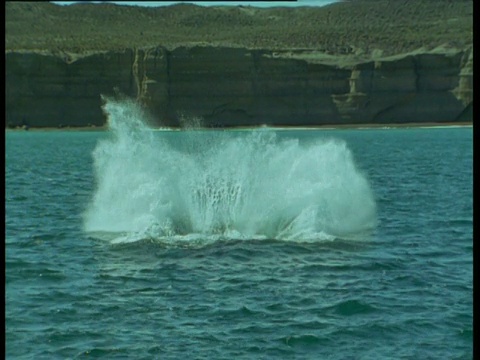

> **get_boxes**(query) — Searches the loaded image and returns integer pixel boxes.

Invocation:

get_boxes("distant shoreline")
[5,122,473,132]
[6,2,472,130]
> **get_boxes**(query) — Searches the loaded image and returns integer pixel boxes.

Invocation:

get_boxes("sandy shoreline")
[4,122,473,132]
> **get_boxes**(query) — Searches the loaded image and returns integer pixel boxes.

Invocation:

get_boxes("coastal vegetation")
[6,0,472,56]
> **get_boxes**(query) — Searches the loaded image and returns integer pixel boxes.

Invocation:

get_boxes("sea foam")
[84,98,377,244]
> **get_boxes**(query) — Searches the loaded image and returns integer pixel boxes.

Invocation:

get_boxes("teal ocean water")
[6,100,472,359]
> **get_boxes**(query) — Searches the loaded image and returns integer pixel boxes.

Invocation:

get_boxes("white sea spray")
[84,98,377,244]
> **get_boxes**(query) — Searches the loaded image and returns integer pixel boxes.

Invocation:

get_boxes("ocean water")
[5,100,472,359]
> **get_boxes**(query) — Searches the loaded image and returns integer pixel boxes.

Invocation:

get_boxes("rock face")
[6,50,135,128]
[5,46,473,128]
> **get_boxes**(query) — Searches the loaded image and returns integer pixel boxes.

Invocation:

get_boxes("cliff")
[5,1,473,128]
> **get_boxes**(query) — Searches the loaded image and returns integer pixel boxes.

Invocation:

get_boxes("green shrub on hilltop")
[5,0,472,55]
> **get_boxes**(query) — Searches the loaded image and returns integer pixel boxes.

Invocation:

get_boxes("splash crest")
[84,98,376,244]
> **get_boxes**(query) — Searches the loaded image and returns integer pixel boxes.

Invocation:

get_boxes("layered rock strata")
[5,46,473,128]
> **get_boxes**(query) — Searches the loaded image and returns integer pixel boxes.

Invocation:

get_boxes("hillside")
[6,1,472,57]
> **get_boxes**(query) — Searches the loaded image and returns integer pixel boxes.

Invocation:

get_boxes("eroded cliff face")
[5,46,473,128]
[331,49,473,124]
[6,50,135,127]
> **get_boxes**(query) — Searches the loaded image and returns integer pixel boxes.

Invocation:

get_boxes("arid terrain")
[6,1,472,57]
[5,0,473,128]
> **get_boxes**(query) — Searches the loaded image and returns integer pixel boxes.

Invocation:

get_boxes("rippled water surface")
[6,119,472,358]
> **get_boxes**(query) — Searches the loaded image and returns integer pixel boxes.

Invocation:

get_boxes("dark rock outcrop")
[6,50,135,128]
[5,46,472,128]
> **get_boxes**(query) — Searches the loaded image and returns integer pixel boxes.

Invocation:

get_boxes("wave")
[83,97,377,245]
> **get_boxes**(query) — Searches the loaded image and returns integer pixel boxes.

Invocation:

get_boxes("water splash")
[84,98,377,244]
